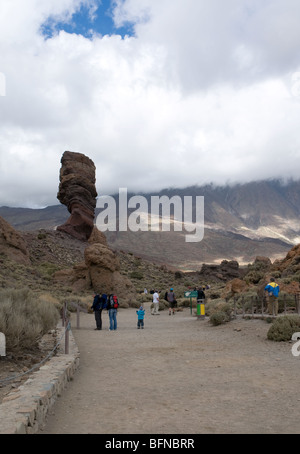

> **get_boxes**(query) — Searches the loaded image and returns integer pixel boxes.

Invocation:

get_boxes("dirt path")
[40,304,300,434]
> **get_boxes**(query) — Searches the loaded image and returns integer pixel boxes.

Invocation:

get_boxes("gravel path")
[40,304,300,434]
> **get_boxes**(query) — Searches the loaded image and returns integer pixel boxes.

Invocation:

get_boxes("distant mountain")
[1,179,299,270]
[0,205,69,231]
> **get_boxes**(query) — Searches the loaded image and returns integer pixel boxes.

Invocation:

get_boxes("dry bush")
[0,288,60,352]
[207,299,233,326]
[210,311,229,326]
[267,315,300,342]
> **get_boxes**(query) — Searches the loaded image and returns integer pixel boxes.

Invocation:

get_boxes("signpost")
[184,291,205,319]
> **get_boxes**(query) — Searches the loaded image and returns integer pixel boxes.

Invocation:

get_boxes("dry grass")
[0,289,60,352]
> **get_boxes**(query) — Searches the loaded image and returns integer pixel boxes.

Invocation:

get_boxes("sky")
[1,0,300,208]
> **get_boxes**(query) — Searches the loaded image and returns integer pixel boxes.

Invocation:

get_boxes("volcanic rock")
[84,229,136,301]
[53,226,137,302]
[0,216,30,265]
[57,151,97,241]
[272,244,300,275]
[199,260,244,282]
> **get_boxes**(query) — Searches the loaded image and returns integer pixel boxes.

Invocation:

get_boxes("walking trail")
[40,304,300,434]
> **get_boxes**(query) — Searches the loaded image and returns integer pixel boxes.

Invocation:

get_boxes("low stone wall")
[0,327,80,434]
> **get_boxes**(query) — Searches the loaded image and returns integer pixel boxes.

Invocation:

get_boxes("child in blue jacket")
[136,306,145,329]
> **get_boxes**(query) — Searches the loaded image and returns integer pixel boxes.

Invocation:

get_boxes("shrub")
[0,288,60,352]
[267,315,300,342]
[129,271,144,280]
[231,291,259,312]
[206,299,231,316]
[180,298,193,308]
[209,291,221,300]
[210,311,229,326]
[208,300,232,326]
[244,270,264,284]
[277,291,296,313]
[38,262,62,279]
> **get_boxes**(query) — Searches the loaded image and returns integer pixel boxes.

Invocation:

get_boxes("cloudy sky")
[1,0,300,208]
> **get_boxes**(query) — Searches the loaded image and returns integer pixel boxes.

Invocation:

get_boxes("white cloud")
[0,0,300,207]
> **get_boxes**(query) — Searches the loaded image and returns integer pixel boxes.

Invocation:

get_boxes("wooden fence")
[61,301,88,354]
[232,293,300,318]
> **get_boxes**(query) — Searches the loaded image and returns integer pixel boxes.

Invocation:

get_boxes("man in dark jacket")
[197,287,205,302]
[91,293,103,330]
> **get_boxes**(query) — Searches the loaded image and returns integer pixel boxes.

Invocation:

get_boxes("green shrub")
[38,262,61,278]
[231,291,259,312]
[206,299,232,317]
[277,291,296,313]
[244,270,264,284]
[180,298,193,307]
[210,311,229,326]
[208,300,232,326]
[0,288,60,352]
[209,291,221,300]
[129,271,144,280]
[267,315,300,342]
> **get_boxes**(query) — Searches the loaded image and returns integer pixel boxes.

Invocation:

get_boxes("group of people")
[91,287,180,331]
[151,288,178,316]
[91,277,280,331]
[91,293,119,331]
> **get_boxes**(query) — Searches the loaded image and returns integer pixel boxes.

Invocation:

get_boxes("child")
[136,306,145,329]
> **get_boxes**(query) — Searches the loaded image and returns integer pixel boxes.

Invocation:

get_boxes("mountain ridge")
[1,179,299,269]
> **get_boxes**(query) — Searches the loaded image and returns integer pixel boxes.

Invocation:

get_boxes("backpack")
[110,294,119,309]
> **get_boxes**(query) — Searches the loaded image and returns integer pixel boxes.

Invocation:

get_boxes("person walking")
[167,288,177,315]
[91,293,102,330]
[264,277,280,316]
[107,294,119,330]
[151,290,160,315]
[136,306,145,329]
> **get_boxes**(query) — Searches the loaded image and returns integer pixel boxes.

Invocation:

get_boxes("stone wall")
[0,327,79,434]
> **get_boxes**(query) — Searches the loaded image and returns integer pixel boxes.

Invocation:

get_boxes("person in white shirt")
[151,290,160,315]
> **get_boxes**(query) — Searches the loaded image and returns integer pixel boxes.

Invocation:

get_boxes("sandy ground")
[39,304,300,434]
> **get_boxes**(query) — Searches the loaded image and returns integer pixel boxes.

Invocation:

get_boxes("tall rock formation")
[57,151,97,241]
[54,151,137,301]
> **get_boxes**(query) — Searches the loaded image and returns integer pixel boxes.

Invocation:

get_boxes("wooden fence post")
[77,305,80,329]
[65,319,70,354]
[284,293,287,315]
[233,297,237,318]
